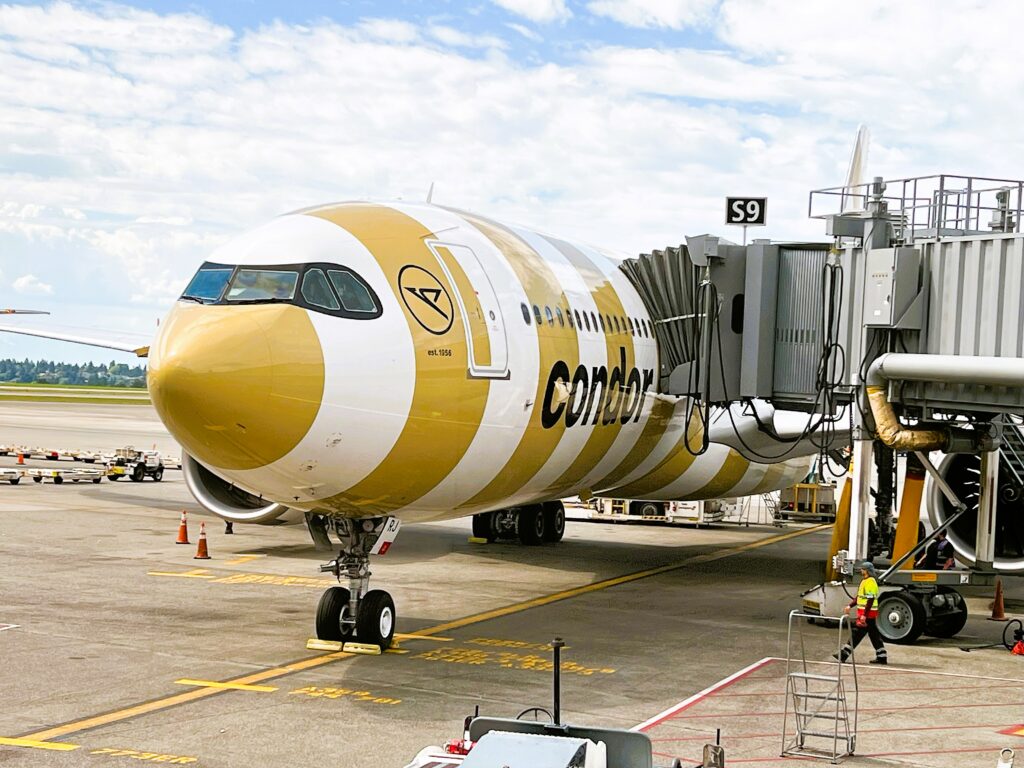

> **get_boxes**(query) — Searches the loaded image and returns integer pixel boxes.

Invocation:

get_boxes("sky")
[2,0,1023,364]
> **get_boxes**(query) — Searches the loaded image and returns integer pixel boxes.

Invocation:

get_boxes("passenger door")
[426,241,510,380]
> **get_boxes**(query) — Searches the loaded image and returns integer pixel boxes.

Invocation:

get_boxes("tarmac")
[0,401,1022,768]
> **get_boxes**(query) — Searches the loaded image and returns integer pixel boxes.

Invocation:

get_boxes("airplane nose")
[148,303,325,471]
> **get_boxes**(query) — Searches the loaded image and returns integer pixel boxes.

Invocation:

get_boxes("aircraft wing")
[0,323,152,357]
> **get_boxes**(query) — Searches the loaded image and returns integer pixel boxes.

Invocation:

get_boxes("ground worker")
[834,561,887,665]
[915,529,955,570]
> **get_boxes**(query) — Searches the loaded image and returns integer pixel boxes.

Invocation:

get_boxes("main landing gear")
[315,516,398,649]
[472,501,566,545]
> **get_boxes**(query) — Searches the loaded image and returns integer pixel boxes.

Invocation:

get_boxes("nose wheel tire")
[315,586,355,642]
[356,589,395,649]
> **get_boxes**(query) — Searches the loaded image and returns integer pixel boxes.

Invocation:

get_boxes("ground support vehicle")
[106,448,165,482]
[0,468,23,485]
[778,482,837,523]
[403,640,654,768]
[589,497,730,527]
[26,468,104,485]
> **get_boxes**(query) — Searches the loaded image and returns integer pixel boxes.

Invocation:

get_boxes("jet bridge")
[620,173,1024,589]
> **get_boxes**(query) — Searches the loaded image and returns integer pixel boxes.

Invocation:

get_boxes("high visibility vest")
[856,576,879,618]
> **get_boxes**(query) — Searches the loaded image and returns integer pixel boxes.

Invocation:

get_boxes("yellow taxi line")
[174,679,278,692]
[20,524,828,743]
[0,736,79,751]
[417,524,831,636]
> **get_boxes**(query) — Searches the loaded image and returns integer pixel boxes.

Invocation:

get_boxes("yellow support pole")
[826,461,853,581]
[893,452,926,569]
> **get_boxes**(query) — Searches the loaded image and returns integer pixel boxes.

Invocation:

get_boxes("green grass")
[0,395,151,405]
[0,381,147,392]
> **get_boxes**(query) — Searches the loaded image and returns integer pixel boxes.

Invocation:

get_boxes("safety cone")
[16,453,24,465]
[989,577,1007,621]
[194,522,211,560]
[175,510,190,545]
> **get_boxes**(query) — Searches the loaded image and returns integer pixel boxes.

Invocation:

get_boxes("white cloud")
[12,274,54,296]
[506,22,543,41]
[1,0,1024,367]
[490,0,571,23]
[428,25,508,50]
[587,0,717,28]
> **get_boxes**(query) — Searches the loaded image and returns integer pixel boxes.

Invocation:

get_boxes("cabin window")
[521,303,531,325]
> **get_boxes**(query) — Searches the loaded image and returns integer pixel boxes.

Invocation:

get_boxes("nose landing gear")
[315,516,400,649]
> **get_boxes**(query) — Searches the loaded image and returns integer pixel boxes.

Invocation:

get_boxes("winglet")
[426,182,435,204]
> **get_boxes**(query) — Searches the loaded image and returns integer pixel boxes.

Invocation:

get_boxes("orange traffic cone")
[989,578,1007,621]
[16,453,24,465]
[175,510,190,545]
[194,521,211,560]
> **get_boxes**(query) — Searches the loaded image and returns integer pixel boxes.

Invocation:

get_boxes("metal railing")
[809,174,1024,244]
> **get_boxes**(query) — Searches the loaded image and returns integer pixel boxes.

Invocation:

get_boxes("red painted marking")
[633,658,775,732]
[668,700,1024,720]
[709,682,1022,698]
[652,722,1009,743]
[656,746,1008,764]
[1000,724,1024,737]
[377,541,391,555]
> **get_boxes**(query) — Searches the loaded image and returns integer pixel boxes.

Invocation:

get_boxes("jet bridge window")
[226,269,299,302]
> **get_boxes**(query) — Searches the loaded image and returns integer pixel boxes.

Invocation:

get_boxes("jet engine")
[182,453,302,525]
[927,452,1024,571]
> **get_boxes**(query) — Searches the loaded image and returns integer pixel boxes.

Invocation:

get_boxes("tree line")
[0,358,147,387]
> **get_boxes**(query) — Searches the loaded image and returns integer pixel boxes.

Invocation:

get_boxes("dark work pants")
[842,617,886,659]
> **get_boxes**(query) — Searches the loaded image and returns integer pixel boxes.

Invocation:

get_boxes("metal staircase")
[1000,422,1024,492]
[781,611,858,763]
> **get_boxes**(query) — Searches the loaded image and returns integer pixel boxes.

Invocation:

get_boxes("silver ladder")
[761,491,784,527]
[781,610,859,763]
[1001,422,1024,491]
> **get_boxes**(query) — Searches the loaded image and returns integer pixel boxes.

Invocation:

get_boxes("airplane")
[0,201,825,649]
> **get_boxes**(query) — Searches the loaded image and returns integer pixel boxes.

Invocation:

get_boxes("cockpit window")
[181,261,382,320]
[328,269,378,313]
[301,269,341,311]
[226,269,299,302]
[182,268,232,302]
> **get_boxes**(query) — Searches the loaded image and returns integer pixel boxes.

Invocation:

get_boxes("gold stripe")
[309,205,490,515]
[0,737,79,751]
[749,462,789,495]
[610,410,704,497]
[595,397,676,491]
[148,304,324,471]
[21,525,827,742]
[675,448,749,500]
[541,237,636,497]
[458,214,579,510]
[174,679,278,692]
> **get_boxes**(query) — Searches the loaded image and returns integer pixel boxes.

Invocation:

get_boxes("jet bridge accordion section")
[620,240,834,409]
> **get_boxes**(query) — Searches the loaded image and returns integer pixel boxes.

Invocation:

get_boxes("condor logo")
[542,348,654,429]
[398,265,454,335]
